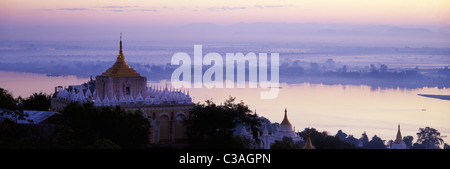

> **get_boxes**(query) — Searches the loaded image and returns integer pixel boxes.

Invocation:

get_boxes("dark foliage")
[298,128,359,149]
[335,129,360,146]
[364,135,386,149]
[0,88,33,123]
[270,136,303,149]
[19,92,52,111]
[411,127,445,149]
[0,88,17,110]
[403,136,414,148]
[60,102,150,148]
[184,96,262,148]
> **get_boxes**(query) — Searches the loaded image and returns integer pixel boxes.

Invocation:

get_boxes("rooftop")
[101,34,141,78]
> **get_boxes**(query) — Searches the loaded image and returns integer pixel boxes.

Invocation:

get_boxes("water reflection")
[183,82,450,144]
[1,70,449,144]
[0,70,89,98]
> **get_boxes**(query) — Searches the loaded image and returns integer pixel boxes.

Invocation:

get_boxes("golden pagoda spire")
[100,33,141,77]
[118,32,124,60]
[280,108,291,126]
[303,128,315,149]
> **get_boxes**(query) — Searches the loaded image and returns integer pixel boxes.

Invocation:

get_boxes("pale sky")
[1,0,449,41]
[1,0,449,26]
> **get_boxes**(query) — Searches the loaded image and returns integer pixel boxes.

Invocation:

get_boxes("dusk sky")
[1,0,450,41]
[1,0,450,148]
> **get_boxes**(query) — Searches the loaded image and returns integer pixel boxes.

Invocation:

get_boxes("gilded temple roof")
[101,34,141,78]
[280,108,292,126]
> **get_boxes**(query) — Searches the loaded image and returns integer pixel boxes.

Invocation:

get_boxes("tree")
[0,88,32,123]
[345,135,360,146]
[299,128,358,149]
[412,127,445,149]
[403,136,414,148]
[60,102,150,148]
[444,143,450,149]
[370,64,378,73]
[271,136,303,149]
[387,140,394,148]
[380,64,388,73]
[184,96,262,148]
[335,129,348,141]
[0,88,17,110]
[365,135,386,149]
[341,65,348,73]
[20,92,52,111]
[360,132,369,147]
[310,62,319,73]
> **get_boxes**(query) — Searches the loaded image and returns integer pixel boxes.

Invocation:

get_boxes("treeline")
[281,61,424,79]
[2,59,449,82]
[270,128,359,149]
[335,128,449,149]
[0,88,52,111]
[1,88,448,149]
[270,127,449,149]
[0,88,149,148]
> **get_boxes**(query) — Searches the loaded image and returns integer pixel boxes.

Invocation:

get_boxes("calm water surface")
[185,82,450,144]
[1,70,449,144]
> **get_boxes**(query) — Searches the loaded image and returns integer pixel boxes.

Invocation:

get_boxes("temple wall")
[96,76,147,100]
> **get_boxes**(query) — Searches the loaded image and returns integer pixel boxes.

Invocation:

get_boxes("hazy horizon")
[1,22,449,48]
[1,0,450,48]
[1,0,449,149]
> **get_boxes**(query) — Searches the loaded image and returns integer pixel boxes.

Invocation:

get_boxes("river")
[1,70,449,145]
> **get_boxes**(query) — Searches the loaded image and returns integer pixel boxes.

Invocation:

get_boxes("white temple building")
[240,108,304,149]
[51,34,194,146]
[52,33,192,108]
[54,84,192,107]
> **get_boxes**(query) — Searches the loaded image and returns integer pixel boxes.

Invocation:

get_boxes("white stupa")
[391,124,407,149]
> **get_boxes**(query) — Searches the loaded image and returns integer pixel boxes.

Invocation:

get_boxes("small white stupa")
[391,124,407,149]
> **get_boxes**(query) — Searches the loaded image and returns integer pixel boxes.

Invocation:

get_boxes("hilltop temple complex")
[51,35,194,146]
[50,35,413,150]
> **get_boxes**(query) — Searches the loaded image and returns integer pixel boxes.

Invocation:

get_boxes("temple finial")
[118,32,124,59]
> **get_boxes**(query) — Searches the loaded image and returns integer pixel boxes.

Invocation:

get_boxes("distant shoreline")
[418,94,450,101]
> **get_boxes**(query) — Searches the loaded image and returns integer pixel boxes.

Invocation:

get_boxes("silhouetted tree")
[380,64,388,73]
[341,65,348,73]
[360,132,370,147]
[403,136,414,148]
[0,88,32,123]
[184,96,262,148]
[299,128,358,149]
[411,127,445,149]
[444,143,450,149]
[387,140,394,148]
[310,62,319,73]
[0,88,17,110]
[20,92,52,111]
[345,135,360,146]
[370,64,378,73]
[60,102,150,148]
[335,129,347,141]
[271,136,303,149]
[365,135,386,149]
